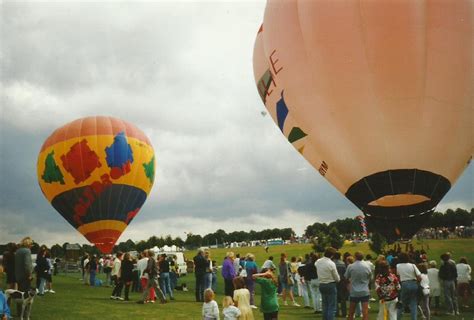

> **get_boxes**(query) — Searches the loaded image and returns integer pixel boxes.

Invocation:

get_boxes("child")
[233,277,254,320]
[222,296,241,320]
[202,288,220,320]
[252,268,279,320]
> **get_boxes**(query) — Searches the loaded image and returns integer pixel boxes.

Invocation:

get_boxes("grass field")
[1,239,473,319]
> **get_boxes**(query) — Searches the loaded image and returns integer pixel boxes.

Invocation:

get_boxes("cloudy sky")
[1,0,472,247]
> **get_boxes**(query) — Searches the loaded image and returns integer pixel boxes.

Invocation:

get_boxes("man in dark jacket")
[193,249,207,302]
[439,252,459,315]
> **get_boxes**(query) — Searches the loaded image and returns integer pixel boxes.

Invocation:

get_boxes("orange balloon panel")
[256,0,473,240]
[37,116,156,253]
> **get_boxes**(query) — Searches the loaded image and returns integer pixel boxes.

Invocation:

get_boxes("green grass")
[2,239,473,319]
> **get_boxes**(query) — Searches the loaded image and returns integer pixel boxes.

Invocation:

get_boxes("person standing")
[222,252,236,297]
[417,263,431,320]
[278,253,299,306]
[244,253,258,308]
[204,250,213,290]
[194,248,208,302]
[2,243,17,290]
[14,237,33,317]
[111,252,124,300]
[375,260,400,320]
[315,247,340,320]
[456,257,472,309]
[88,255,98,287]
[158,254,174,301]
[253,268,279,320]
[306,252,322,314]
[439,252,459,316]
[36,247,49,296]
[261,256,277,270]
[121,253,134,301]
[427,260,441,312]
[345,252,372,320]
[396,252,421,320]
[137,251,165,304]
[333,252,348,318]
[233,276,254,320]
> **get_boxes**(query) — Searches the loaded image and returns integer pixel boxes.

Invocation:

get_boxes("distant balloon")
[37,116,156,253]
[254,0,473,241]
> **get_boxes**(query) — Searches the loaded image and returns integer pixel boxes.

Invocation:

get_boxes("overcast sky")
[1,0,472,247]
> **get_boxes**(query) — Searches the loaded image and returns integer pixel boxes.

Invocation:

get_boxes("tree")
[50,244,64,258]
[369,232,387,254]
[174,237,185,248]
[184,233,202,249]
[327,227,344,249]
[312,231,330,253]
[305,222,329,238]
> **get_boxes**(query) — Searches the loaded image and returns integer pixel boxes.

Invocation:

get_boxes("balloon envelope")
[37,116,155,253]
[255,0,473,240]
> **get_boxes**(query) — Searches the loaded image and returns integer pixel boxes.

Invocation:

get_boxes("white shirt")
[315,257,340,284]
[202,300,220,319]
[111,258,121,277]
[223,305,241,320]
[456,263,472,283]
[427,268,440,290]
[137,257,149,278]
[396,263,421,282]
[419,273,430,295]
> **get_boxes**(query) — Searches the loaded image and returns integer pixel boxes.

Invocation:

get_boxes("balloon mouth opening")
[368,194,430,207]
[93,239,117,254]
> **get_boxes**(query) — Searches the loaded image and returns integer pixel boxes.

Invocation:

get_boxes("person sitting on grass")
[222,296,241,320]
[202,288,219,320]
[253,268,279,320]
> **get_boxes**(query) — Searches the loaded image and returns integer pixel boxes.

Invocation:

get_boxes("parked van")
[157,251,187,275]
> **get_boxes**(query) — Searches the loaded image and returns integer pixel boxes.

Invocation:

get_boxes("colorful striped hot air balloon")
[37,116,155,253]
[254,0,473,241]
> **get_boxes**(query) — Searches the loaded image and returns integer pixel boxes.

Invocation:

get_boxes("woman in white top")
[417,264,430,320]
[396,253,421,320]
[202,289,220,320]
[456,257,472,309]
[427,261,440,310]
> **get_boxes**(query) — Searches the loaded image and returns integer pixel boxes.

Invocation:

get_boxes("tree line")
[1,207,471,258]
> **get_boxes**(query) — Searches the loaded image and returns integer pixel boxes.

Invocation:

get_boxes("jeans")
[300,281,310,307]
[319,282,337,320]
[211,272,218,293]
[442,280,458,314]
[89,270,96,287]
[205,272,213,289]
[159,272,174,299]
[38,277,46,294]
[397,280,418,320]
[309,278,322,311]
[170,272,177,290]
[195,273,206,302]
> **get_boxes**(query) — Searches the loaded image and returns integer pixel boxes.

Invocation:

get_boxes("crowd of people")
[192,246,472,320]
[1,237,473,320]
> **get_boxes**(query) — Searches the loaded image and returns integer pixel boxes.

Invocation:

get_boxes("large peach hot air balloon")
[254,0,473,241]
[37,116,155,253]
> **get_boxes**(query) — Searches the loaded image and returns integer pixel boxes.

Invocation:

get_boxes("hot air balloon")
[37,116,155,253]
[254,0,473,241]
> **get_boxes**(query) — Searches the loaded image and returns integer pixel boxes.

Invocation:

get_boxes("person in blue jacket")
[0,289,11,320]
